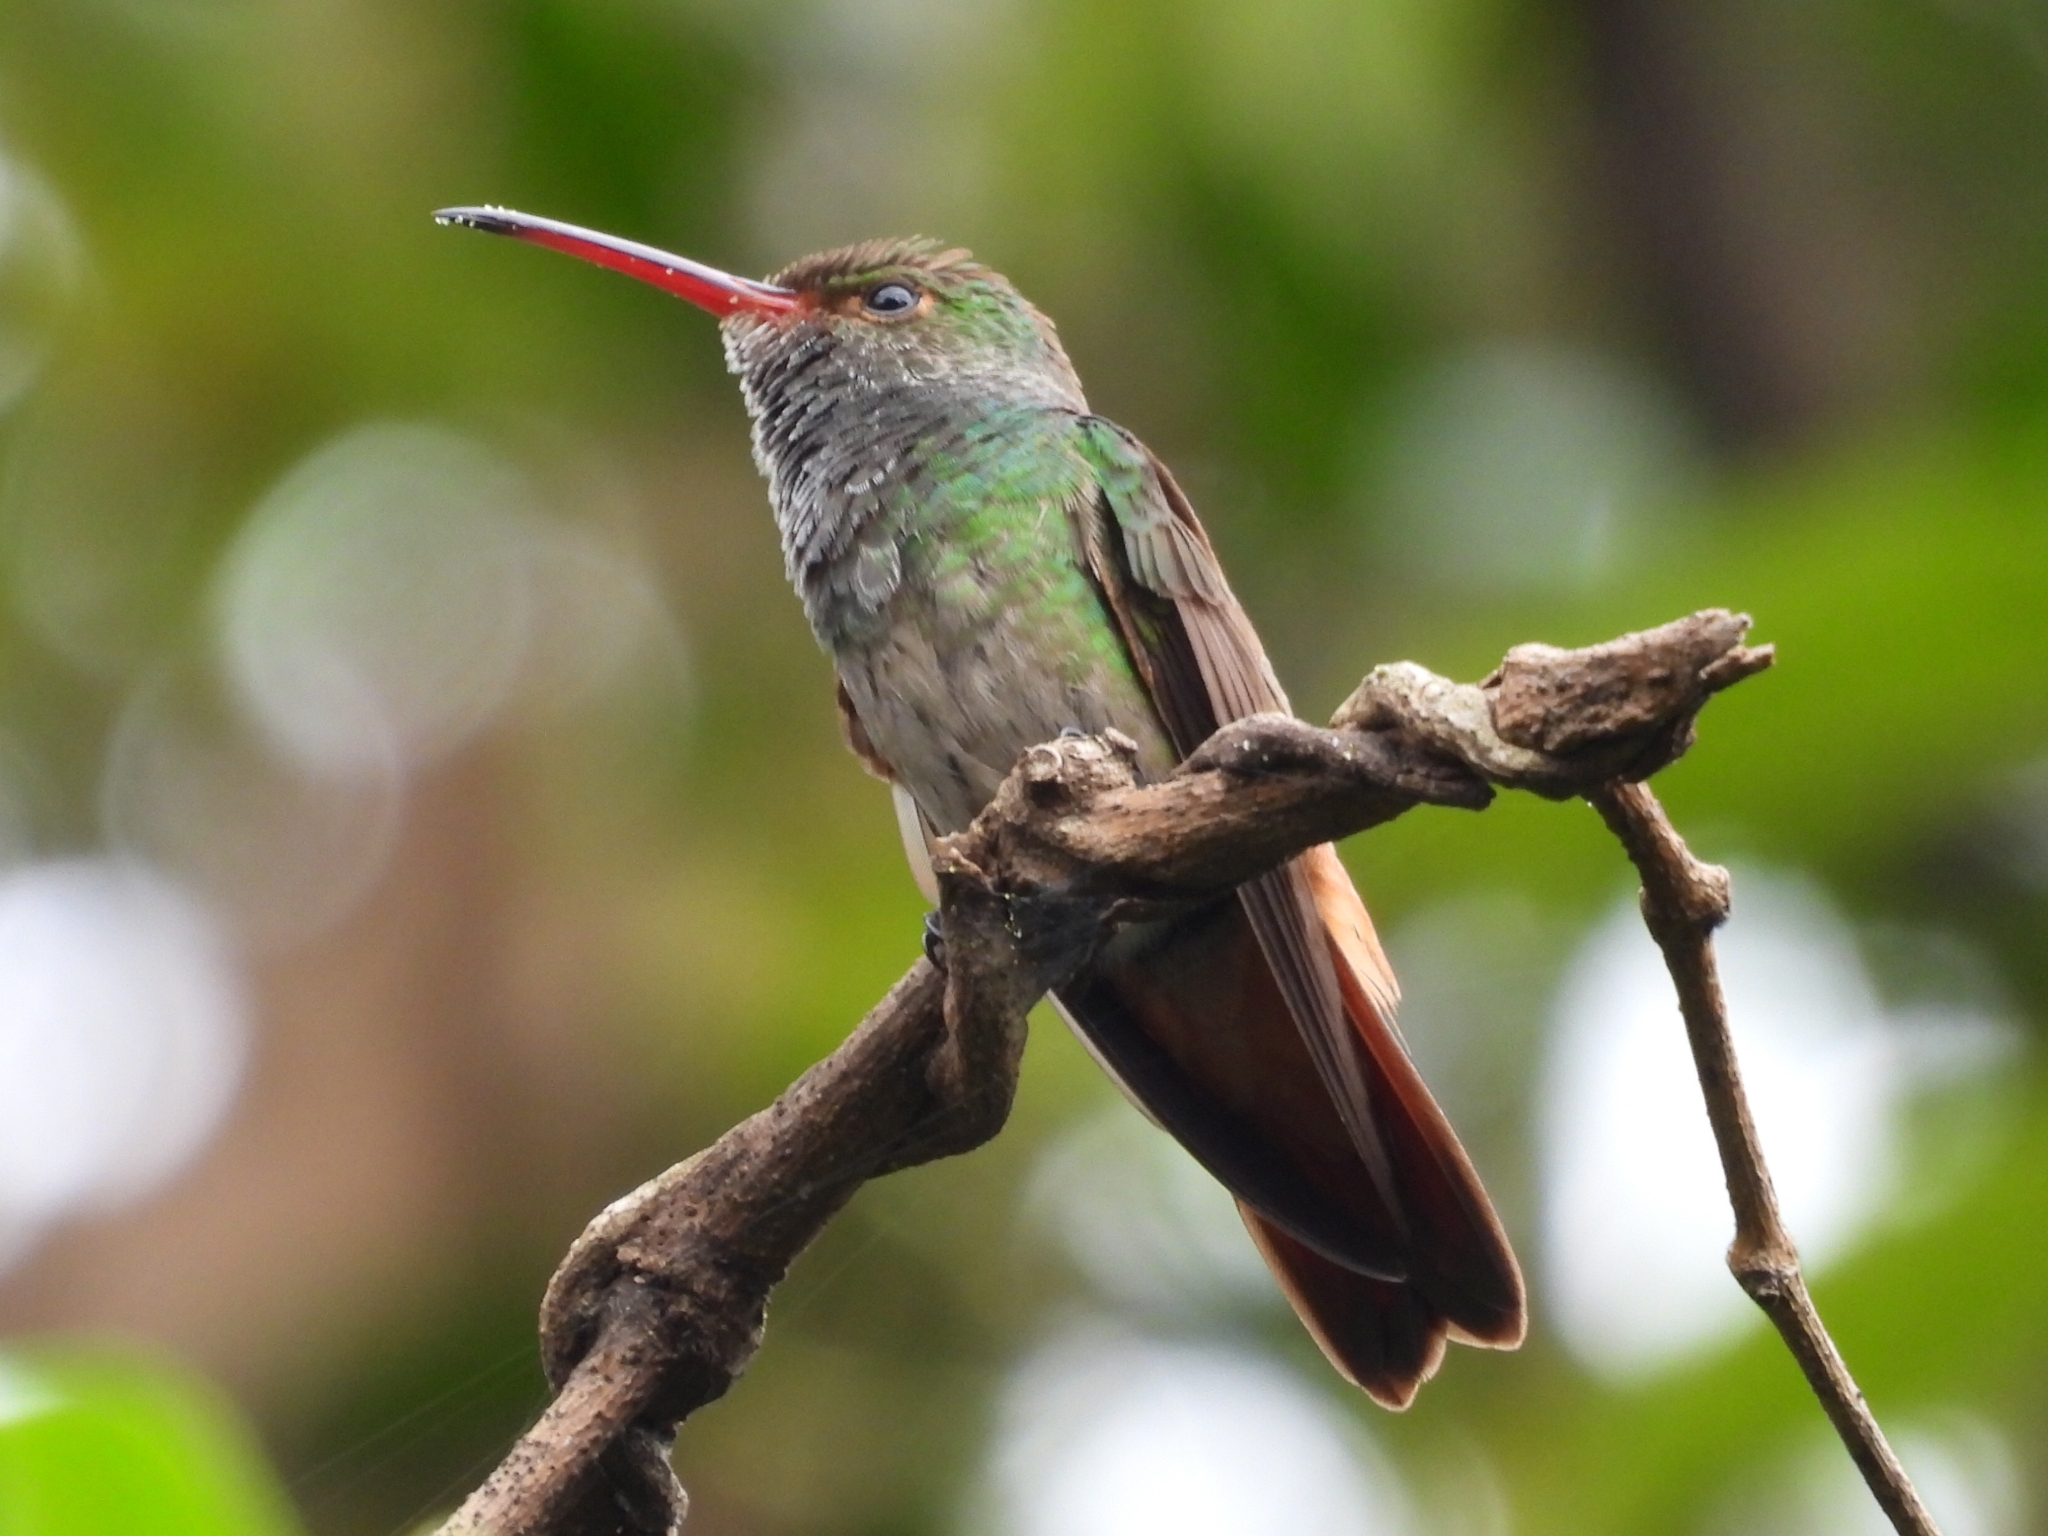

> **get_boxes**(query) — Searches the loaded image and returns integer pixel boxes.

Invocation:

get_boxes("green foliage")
[0,1347,300,1536]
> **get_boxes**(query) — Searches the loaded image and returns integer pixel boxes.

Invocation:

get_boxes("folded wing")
[1056,416,1524,1404]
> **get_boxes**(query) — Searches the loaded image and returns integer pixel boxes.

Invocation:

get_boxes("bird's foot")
[922,910,947,972]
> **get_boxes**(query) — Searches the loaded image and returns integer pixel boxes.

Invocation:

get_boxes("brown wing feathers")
[1067,436,1524,1401]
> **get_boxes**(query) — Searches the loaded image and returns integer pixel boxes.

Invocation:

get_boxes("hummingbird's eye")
[863,281,920,316]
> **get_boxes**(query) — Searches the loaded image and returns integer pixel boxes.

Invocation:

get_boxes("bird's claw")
[922,910,947,971]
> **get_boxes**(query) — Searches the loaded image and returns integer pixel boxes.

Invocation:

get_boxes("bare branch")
[1589,781,1941,1536]
[1332,607,1774,796]
[432,608,1935,1536]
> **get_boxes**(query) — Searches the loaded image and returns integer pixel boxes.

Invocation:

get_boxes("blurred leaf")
[0,1345,300,1536]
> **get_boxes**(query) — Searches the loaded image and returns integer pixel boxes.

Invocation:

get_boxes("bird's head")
[434,207,1085,413]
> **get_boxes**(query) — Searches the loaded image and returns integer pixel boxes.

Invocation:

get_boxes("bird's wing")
[1066,416,1524,1391]
[1068,420,1400,1202]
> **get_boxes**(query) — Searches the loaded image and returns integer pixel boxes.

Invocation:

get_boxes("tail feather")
[1311,848,1525,1347]
[1052,846,1525,1405]
[1239,1203,1447,1410]
[1299,843,1400,1020]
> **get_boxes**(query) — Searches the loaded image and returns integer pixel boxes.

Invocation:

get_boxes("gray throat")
[723,316,1085,650]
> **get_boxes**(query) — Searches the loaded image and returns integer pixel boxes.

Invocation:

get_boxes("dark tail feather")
[1304,847,1527,1349]
[1239,1203,1446,1410]
[1051,859,1525,1402]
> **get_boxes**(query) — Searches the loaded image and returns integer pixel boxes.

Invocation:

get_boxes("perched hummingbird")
[436,206,1525,1407]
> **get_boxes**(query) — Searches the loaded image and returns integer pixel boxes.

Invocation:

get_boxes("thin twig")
[1589,781,1941,1536]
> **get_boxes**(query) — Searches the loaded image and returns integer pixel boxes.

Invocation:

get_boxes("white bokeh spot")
[214,421,684,786]
[977,1322,1414,1536]
[214,422,540,777]
[0,858,248,1272]
[1540,868,2013,1378]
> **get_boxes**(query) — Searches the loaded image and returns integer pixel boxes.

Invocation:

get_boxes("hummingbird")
[436,206,1525,1407]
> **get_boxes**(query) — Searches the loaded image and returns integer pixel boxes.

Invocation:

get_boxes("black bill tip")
[433,205,521,234]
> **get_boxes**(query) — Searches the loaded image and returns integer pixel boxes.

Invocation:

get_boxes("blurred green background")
[0,0,2043,1533]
